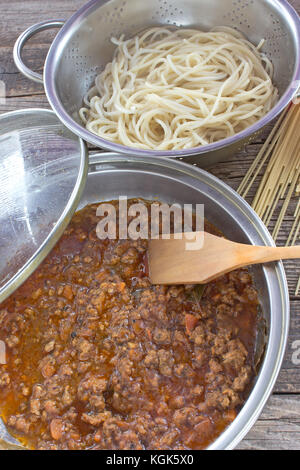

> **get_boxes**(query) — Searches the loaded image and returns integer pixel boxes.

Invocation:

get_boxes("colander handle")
[13,20,65,84]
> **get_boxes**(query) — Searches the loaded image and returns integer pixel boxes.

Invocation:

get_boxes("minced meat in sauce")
[0,200,259,450]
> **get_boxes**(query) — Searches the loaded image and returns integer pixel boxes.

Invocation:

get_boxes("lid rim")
[0,108,89,304]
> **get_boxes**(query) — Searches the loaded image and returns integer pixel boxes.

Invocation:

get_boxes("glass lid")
[0,108,88,303]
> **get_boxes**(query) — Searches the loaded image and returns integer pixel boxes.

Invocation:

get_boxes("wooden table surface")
[0,0,299,451]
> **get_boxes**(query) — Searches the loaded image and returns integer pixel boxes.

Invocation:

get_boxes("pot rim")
[44,0,300,159]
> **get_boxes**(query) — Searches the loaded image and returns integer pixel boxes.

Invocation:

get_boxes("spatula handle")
[240,244,300,264]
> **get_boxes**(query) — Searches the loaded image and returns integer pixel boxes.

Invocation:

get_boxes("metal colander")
[14,0,300,165]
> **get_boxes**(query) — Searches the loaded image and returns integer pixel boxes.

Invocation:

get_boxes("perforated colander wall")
[54,0,297,126]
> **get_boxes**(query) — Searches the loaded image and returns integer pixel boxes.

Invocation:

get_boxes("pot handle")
[13,20,65,84]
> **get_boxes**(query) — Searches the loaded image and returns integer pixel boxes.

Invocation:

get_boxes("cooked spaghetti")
[79,26,278,150]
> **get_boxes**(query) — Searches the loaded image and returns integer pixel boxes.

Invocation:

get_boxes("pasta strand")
[79,27,277,150]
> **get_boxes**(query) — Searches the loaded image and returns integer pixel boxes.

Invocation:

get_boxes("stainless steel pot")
[0,152,288,449]
[81,153,290,449]
[14,0,300,165]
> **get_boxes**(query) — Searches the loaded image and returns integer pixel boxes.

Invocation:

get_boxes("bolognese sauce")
[0,200,259,449]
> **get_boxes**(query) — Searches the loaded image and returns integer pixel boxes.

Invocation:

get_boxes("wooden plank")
[0,94,49,113]
[0,0,83,46]
[0,45,48,97]
[237,394,300,450]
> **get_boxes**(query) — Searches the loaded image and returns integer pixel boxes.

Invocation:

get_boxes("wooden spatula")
[148,231,300,284]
